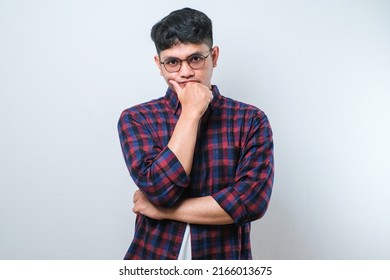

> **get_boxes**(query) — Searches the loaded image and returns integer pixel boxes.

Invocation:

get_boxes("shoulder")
[119,96,165,122]
[219,95,269,123]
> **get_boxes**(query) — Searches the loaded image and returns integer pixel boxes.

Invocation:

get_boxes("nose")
[179,60,195,78]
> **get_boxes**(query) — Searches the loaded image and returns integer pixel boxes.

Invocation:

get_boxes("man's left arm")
[211,111,274,225]
[133,189,234,225]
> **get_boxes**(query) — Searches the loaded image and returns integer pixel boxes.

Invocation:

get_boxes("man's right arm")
[118,109,190,207]
[118,81,212,207]
[167,80,212,175]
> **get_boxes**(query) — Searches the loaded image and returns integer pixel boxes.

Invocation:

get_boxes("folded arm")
[133,190,234,225]
[132,110,274,226]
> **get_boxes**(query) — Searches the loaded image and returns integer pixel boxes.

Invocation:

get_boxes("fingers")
[169,80,182,95]
[133,190,141,203]
[132,190,143,214]
[131,190,164,220]
[169,80,213,118]
[169,80,212,99]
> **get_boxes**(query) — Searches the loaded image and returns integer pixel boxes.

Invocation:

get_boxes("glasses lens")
[188,55,206,69]
[162,51,210,73]
[164,58,181,72]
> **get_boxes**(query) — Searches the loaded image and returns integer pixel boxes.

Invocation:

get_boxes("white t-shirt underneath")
[177,224,191,259]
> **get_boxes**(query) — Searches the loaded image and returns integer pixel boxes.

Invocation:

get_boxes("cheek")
[201,68,213,82]
[161,72,176,82]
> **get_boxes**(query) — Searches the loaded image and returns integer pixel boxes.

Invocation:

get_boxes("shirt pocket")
[202,144,240,192]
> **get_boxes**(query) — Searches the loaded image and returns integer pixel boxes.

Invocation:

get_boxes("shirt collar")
[164,85,222,115]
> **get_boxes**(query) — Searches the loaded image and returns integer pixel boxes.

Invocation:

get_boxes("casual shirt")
[118,85,274,259]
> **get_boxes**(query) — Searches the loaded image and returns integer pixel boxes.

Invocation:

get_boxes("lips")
[178,80,199,87]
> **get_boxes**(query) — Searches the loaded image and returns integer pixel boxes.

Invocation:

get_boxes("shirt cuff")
[211,187,248,225]
[154,146,191,188]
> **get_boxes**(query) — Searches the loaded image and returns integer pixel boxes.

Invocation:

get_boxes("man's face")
[154,43,219,91]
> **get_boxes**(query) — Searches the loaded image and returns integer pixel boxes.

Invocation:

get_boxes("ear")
[154,55,163,75]
[211,46,220,67]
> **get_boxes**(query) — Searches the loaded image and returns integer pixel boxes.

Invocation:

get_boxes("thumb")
[169,80,182,96]
[133,190,141,203]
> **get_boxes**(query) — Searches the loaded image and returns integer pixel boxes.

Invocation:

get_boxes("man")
[118,7,274,260]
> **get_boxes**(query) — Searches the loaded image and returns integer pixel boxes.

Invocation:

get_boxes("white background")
[1,0,389,259]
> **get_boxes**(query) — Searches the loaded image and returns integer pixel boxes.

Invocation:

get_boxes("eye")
[188,55,204,63]
[164,59,180,66]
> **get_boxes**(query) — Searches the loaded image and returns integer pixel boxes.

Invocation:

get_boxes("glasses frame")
[160,49,213,73]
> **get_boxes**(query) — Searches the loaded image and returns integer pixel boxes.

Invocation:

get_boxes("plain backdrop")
[1,0,389,259]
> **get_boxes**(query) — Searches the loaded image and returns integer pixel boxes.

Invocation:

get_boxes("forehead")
[159,43,209,59]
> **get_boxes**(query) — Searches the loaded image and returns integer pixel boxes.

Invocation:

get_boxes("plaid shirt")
[118,86,274,259]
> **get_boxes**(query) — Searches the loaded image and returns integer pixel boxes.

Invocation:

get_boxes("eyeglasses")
[160,49,212,73]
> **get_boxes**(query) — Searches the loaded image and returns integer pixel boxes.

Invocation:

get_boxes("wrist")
[159,206,175,221]
[180,109,203,123]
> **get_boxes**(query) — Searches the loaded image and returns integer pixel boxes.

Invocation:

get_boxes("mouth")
[178,80,199,87]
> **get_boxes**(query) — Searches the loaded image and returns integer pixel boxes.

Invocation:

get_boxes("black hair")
[151,7,213,54]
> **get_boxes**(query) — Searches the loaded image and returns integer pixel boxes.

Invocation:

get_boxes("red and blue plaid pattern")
[118,86,274,259]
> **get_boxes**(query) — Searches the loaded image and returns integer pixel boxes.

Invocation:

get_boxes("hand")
[132,190,165,220]
[169,80,213,119]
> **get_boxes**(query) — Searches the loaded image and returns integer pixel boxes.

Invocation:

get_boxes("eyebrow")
[161,51,205,61]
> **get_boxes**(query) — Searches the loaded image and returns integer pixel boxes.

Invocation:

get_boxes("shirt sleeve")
[211,110,274,226]
[118,108,190,207]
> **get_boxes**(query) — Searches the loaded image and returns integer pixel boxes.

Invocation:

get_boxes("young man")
[118,7,274,259]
